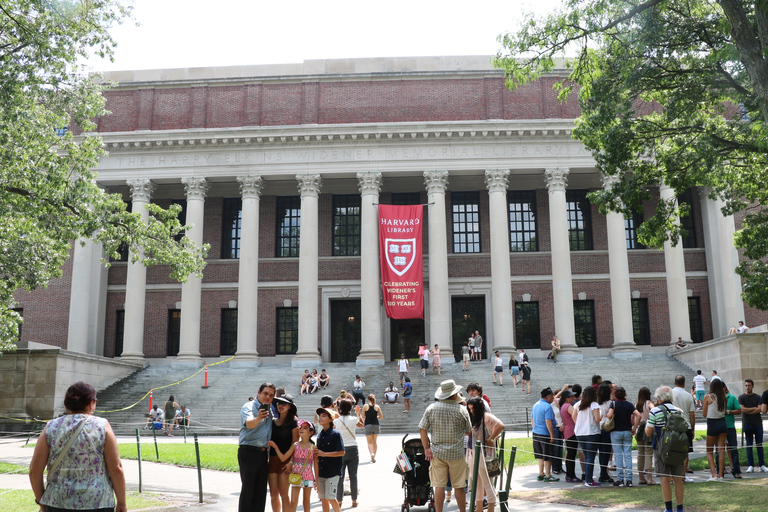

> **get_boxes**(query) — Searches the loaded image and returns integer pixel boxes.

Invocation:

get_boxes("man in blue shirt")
[531,387,559,482]
[238,383,275,512]
[316,407,345,512]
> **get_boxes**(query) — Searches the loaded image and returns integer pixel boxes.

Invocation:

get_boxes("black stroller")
[395,434,435,512]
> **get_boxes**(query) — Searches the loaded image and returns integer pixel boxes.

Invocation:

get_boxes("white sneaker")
[717,476,725,481]
[707,476,719,482]
[684,477,694,483]
[760,465,768,472]
[746,466,754,473]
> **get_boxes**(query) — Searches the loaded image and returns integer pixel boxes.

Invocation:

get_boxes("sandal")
[352,501,358,507]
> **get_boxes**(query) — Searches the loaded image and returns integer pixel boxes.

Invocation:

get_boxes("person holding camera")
[238,382,276,512]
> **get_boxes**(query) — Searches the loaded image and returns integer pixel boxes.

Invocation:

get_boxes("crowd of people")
[142,395,191,436]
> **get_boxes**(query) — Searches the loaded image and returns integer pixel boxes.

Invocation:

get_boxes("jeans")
[551,428,564,473]
[564,435,579,479]
[726,427,741,474]
[610,430,633,483]
[577,434,600,483]
[598,430,612,480]
[744,422,765,467]
[336,445,359,502]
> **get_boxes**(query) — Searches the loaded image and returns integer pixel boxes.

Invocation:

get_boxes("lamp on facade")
[348,316,355,323]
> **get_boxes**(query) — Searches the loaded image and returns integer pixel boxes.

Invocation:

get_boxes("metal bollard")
[194,434,203,503]
[135,429,143,493]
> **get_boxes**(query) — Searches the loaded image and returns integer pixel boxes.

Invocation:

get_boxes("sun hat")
[434,379,464,400]
[273,394,297,415]
[297,419,315,433]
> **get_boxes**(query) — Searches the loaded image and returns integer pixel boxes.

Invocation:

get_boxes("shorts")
[532,433,555,461]
[420,359,429,369]
[695,390,705,402]
[654,450,685,478]
[707,417,727,437]
[364,424,380,436]
[463,353,470,362]
[428,457,469,488]
[510,366,519,376]
[317,476,339,500]
[269,454,291,474]
[494,366,503,374]
[399,371,408,380]
[687,429,694,453]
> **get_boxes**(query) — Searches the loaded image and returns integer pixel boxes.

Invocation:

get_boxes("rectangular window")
[566,190,593,251]
[631,299,650,345]
[276,307,299,354]
[115,310,125,357]
[221,198,242,259]
[391,192,421,205]
[172,199,187,243]
[113,201,132,261]
[677,189,697,248]
[332,195,361,256]
[276,196,301,257]
[514,302,541,349]
[688,297,703,343]
[573,300,597,347]
[508,191,538,252]
[451,191,481,253]
[167,310,181,356]
[625,212,645,249]
[221,309,238,355]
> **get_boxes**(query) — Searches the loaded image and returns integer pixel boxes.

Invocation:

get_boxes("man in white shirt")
[672,375,696,481]
[711,370,722,382]
[398,354,409,386]
[737,321,749,333]
[693,370,707,409]
[173,405,191,429]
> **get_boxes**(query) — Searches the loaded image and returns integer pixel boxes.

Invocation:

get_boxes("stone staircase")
[95,354,697,436]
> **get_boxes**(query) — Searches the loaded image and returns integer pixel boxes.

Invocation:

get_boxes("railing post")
[135,429,143,493]
[194,434,203,503]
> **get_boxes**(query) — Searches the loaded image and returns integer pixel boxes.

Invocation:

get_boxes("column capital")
[544,168,570,192]
[484,169,510,193]
[127,178,155,202]
[423,170,449,194]
[181,177,210,200]
[357,172,382,196]
[600,173,621,190]
[296,173,322,197]
[237,175,264,199]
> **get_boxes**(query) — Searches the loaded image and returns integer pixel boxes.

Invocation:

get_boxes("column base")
[231,353,262,368]
[356,348,386,366]
[610,342,643,360]
[119,354,147,366]
[172,354,204,367]
[291,351,322,368]
[556,347,583,363]
[490,345,516,360]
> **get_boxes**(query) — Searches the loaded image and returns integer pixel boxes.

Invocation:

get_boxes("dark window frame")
[115,310,125,357]
[625,211,645,250]
[631,298,650,345]
[332,194,361,256]
[508,190,538,252]
[688,297,703,343]
[573,300,597,347]
[276,307,299,354]
[566,190,593,251]
[276,196,301,258]
[677,189,697,248]
[172,199,187,243]
[220,308,238,355]
[167,309,181,356]
[391,192,422,205]
[451,191,481,253]
[514,302,541,349]
[221,198,242,259]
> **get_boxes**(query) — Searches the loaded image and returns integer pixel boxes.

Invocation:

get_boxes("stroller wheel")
[427,503,435,512]
[401,505,407,512]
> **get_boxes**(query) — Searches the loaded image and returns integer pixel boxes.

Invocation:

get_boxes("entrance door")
[330,300,362,362]
[390,319,424,361]
[451,297,486,362]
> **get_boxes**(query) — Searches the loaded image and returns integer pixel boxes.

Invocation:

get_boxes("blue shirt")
[239,400,273,447]
[531,398,555,436]
[317,426,345,478]
[403,382,413,398]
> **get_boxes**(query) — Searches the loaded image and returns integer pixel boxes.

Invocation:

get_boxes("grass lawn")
[0,490,170,512]
[0,463,28,475]
[511,477,768,512]
[118,443,240,472]
[689,447,757,471]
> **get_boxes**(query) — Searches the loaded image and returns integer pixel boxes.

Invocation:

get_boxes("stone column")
[544,168,581,361]
[66,239,96,354]
[699,189,744,337]
[175,177,209,364]
[484,169,515,357]
[660,182,691,343]
[292,173,322,367]
[121,179,155,362]
[356,172,386,366]
[423,170,452,359]
[602,175,642,359]
[234,175,264,366]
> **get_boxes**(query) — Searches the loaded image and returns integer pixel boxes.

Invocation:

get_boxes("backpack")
[482,394,492,408]
[657,405,689,467]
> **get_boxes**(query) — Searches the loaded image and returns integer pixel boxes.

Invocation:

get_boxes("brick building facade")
[15,56,768,366]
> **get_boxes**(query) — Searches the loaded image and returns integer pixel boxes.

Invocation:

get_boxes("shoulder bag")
[288,442,312,486]
[482,423,501,478]
[49,416,91,476]
[601,401,615,432]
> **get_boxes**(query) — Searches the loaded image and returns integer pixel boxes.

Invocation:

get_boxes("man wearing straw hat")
[419,379,472,512]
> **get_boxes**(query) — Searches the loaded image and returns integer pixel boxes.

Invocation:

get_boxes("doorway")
[451,297,486,362]
[390,319,424,361]
[330,299,361,362]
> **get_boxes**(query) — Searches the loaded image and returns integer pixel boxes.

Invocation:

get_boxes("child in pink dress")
[269,419,318,512]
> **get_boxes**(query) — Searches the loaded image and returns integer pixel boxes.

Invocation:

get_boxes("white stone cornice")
[600,173,621,190]
[484,169,510,193]
[544,168,570,192]
[181,177,210,200]
[296,173,322,197]
[357,172,382,196]
[424,170,449,194]
[127,178,155,202]
[237,175,264,199]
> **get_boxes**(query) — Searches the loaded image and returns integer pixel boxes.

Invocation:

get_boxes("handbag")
[288,442,311,486]
[482,423,501,478]
[601,401,615,432]
[635,420,649,443]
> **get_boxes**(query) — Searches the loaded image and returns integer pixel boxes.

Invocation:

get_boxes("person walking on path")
[403,377,413,413]
[419,379,472,512]
[398,354,409,386]
[333,399,360,508]
[492,351,504,386]
[645,386,686,512]
[520,361,532,395]
[508,354,519,387]
[432,344,442,375]
[352,375,366,407]
[362,394,383,462]
[462,343,471,371]
[238,382,275,512]
[693,370,707,410]
[739,379,768,472]
[419,344,431,377]
[315,408,345,512]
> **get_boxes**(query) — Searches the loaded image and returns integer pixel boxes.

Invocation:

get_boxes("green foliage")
[496,0,768,308]
[0,1,207,353]
[0,489,171,512]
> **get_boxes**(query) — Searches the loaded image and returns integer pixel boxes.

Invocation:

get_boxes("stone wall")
[0,349,142,427]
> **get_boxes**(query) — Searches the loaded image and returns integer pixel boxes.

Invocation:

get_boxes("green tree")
[0,1,207,352]
[495,0,768,308]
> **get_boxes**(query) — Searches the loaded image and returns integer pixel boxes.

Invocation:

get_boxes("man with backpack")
[645,386,688,512]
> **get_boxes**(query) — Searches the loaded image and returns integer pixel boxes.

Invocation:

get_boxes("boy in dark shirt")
[315,408,345,512]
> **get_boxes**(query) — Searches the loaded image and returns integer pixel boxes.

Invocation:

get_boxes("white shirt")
[398,359,409,372]
[574,401,601,436]
[693,374,707,391]
[737,324,748,333]
[175,408,191,418]
[334,415,359,447]
[494,357,503,368]
[420,349,430,361]
[672,386,695,429]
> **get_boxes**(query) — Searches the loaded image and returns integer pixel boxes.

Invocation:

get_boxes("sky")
[85,0,561,72]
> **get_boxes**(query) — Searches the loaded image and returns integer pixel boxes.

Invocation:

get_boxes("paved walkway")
[1,430,758,512]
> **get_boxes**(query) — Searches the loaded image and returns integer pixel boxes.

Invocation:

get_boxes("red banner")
[379,204,424,319]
